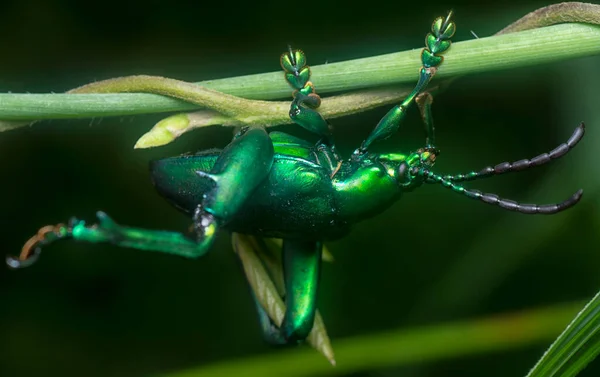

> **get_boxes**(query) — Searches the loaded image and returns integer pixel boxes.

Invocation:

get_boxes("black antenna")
[443,123,585,182]
[418,168,583,214]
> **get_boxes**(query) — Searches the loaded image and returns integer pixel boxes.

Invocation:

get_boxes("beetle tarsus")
[6,250,40,269]
[7,222,73,269]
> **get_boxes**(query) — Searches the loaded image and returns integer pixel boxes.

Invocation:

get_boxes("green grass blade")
[162,302,581,377]
[0,23,599,123]
[526,291,600,377]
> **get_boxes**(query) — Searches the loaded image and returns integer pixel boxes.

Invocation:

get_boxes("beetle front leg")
[357,11,455,154]
[416,91,437,150]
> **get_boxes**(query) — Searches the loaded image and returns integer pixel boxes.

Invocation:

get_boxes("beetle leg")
[238,235,289,345]
[281,47,339,159]
[280,239,323,343]
[416,91,437,151]
[202,127,274,223]
[8,127,275,269]
[233,234,328,346]
[6,209,218,269]
[288,95,333,144]
[247,288,289,345]
[357,11,455,154]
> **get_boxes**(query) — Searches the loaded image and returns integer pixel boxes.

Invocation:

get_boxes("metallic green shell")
[150,132,402,240]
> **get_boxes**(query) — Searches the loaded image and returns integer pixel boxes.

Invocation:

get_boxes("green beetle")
[7,11,584,346]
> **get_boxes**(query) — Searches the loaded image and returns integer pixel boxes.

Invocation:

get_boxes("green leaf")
[526,291,600,377]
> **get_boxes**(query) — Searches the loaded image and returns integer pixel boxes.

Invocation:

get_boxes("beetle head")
[378,147,439,189]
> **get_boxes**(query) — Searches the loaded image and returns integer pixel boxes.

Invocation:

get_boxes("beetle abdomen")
[150,152,219,214]
[228,154,347,239]
[150,146,348,239]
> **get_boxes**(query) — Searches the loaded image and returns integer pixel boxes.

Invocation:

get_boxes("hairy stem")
[498,2,600,34]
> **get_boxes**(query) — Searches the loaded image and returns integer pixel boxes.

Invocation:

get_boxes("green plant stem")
[0,22,599,127]
[1,2,599,140]
[163,301,582,377]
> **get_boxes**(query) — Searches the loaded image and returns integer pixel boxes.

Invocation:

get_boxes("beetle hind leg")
[8,127,275,268]
[202,127,274,223]
[7,210,218,269]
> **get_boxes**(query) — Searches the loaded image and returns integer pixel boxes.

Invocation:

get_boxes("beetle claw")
[8,222,74,269]
[6,247,41,269]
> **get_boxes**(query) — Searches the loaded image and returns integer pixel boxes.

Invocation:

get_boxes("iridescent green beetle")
[7,12,584,346]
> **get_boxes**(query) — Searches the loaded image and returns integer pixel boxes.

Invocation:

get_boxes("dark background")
[1,0,599,376]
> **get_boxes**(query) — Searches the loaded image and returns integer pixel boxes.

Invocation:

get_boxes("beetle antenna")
[417,168,583,214]
[6,220,77,268]
[443,123,585,182]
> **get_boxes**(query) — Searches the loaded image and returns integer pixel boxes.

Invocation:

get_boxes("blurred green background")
[1,0,599,376]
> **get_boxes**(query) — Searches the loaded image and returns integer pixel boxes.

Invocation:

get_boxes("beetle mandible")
[7,11,584,346]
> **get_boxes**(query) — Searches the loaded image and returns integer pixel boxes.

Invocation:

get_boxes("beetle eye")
[422,147,439,165]
[396,162,411,185]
